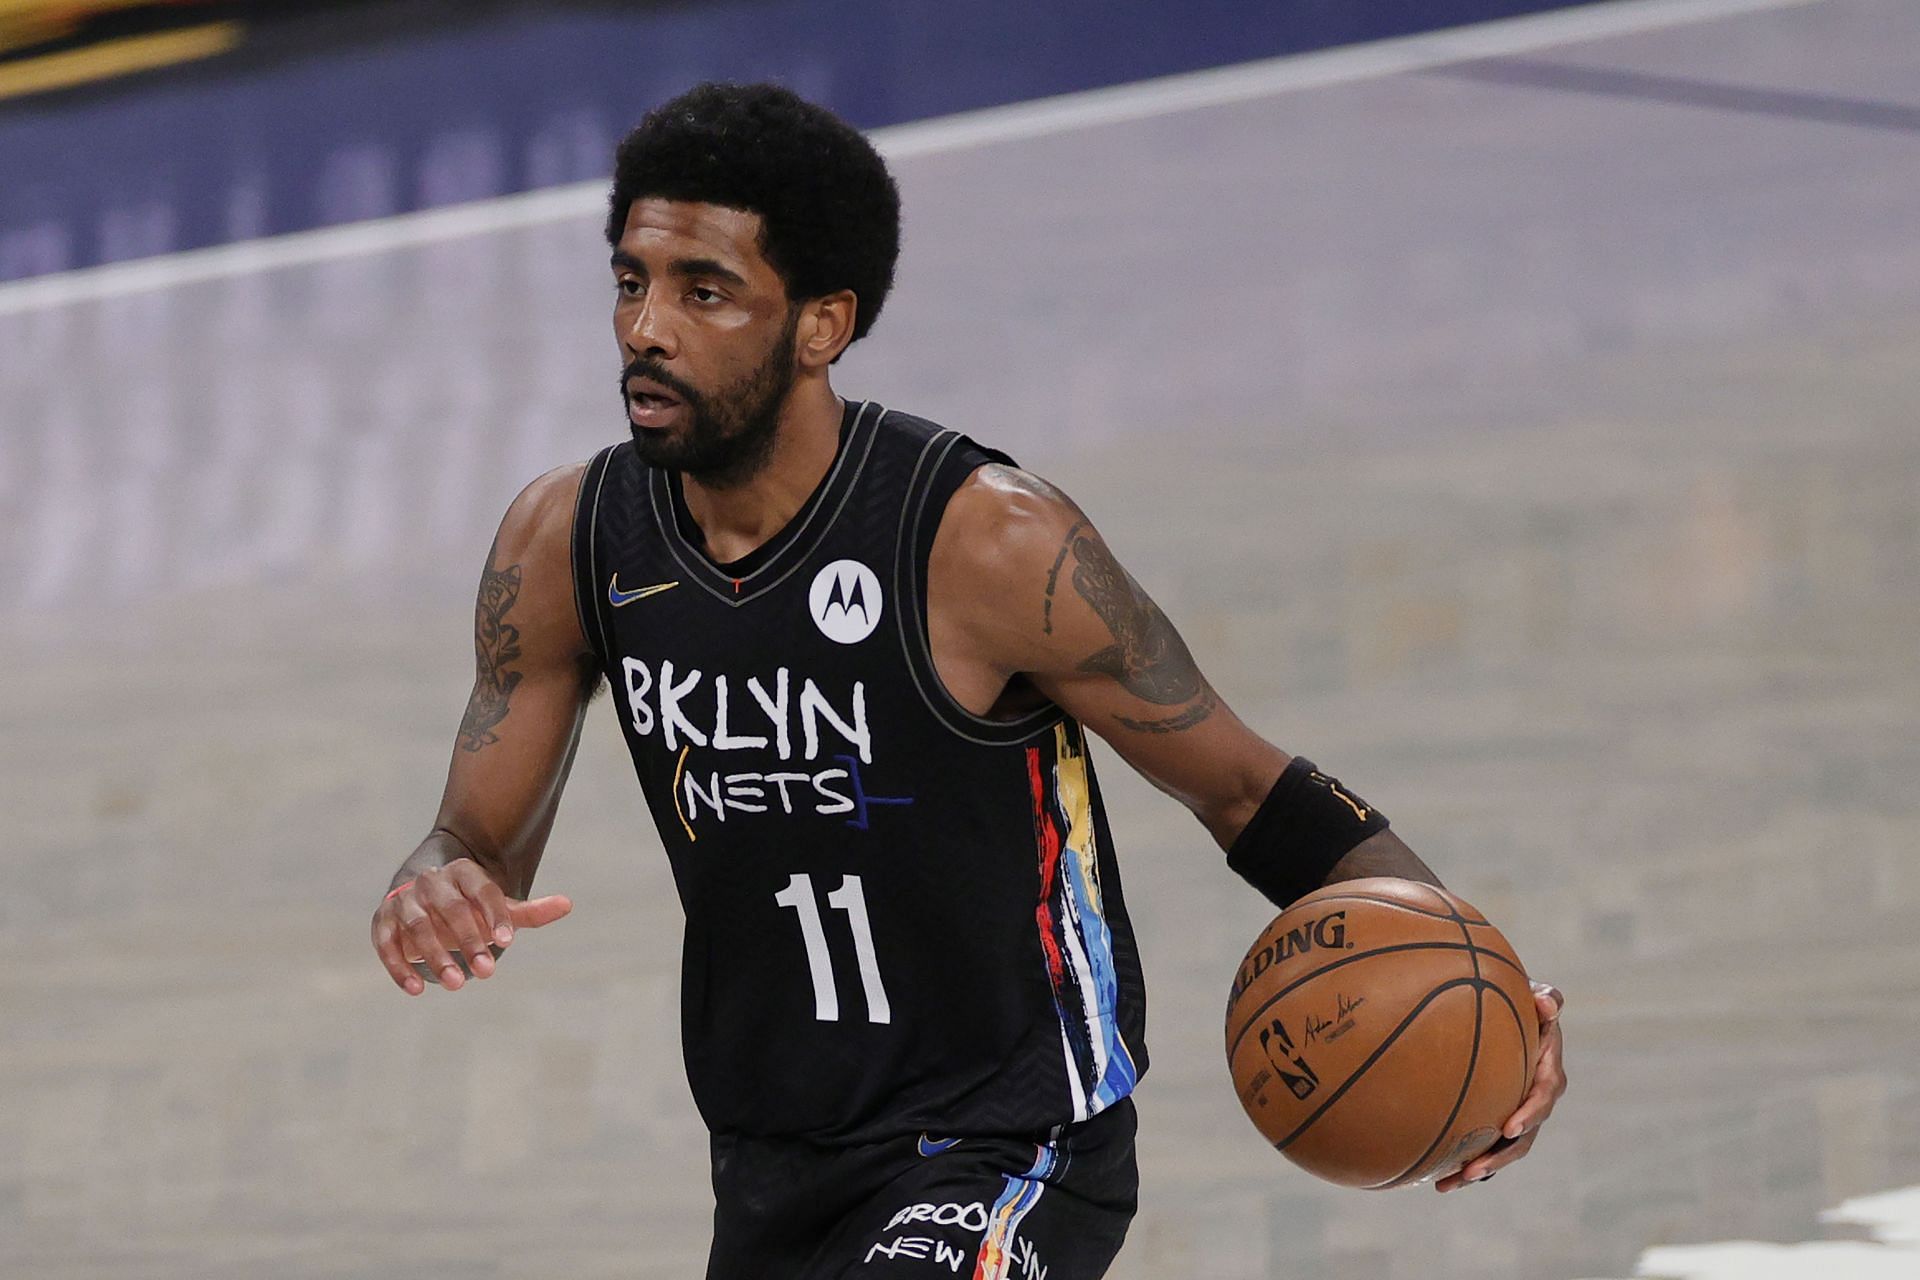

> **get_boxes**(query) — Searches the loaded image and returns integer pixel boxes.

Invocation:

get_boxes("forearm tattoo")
[458,547,525,752]
[1116,689,1218,734]
[1051,527,1216,732]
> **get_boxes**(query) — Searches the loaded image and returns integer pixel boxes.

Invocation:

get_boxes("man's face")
[612,199,799,486]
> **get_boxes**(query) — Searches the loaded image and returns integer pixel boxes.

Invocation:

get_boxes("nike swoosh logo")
[608,576,679,608]
[917,1134,962,1157]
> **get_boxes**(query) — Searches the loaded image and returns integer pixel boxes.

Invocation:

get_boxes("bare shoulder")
[496,461,590,560]
[928,463,1107,679]
[936,462,1087,576]
[948,462,1082,522]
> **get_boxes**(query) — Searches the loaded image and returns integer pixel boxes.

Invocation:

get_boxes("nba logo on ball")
[810,560,883,643]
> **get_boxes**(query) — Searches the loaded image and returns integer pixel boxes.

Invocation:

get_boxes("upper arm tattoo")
[1050,527,1217,733]
[458,547,524,752]
[1041,519,1086,635]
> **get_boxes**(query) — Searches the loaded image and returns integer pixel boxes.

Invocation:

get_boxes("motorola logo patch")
[809,559,883,644]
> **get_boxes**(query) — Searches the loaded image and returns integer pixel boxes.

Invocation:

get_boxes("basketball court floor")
[3,0,1917,1275]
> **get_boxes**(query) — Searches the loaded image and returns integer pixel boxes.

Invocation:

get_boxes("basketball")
[1224,877,1541,1189]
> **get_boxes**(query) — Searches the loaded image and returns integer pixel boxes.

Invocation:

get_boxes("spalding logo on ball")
[1224,878,1541,1189]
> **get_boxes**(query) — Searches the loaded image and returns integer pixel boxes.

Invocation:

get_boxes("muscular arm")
[372,462,599,992]
[927,465,1437,888]
[932,467,1565,1195]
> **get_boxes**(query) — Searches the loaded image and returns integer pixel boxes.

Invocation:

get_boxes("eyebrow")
[609,250,748,288]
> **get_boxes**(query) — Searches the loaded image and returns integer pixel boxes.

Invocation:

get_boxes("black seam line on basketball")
[1450,904,1480,983]
[1370,900,1483,1190]
[1227,942,1477,1055]
[1376,894,1486,1187]
[1313,898,1489,924]
[1227,941,1478,1056]
[1463,947,1524,977]
[1271,977,1483,1153]
[1374,965,1487,1189]
[1456,897,1487,1169]
[1298,892,1490,927]
[1378,976,1531,1189]
[1457,908,1482,1101]
[1476,979,1533,1109]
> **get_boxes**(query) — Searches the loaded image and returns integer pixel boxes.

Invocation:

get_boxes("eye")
[690,285,722,304]
[617,276,644,298]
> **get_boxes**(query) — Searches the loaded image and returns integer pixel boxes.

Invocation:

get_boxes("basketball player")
[369,83,1567,1277]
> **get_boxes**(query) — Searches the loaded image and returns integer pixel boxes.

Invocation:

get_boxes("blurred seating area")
[0,0,1593,283]
[0,1,402,100]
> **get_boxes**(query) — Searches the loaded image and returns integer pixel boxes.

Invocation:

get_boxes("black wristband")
[1226,757,1390,908]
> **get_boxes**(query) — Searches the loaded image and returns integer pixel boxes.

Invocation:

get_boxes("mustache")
[621,358,703,407]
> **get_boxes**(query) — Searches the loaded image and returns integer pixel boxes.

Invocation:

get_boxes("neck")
[681,376,844,565]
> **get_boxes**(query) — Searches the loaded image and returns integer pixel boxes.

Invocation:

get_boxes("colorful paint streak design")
[1027,722,1139,1123]
[972,1144,1058,1280]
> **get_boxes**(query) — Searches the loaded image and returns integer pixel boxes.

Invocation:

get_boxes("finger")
[1434,1133,1513,1193]
[1531,982,1565,1021]
[399,904,465,990]
[1457,1129,1538,1186]
[452,863,518,947]
[1504,1021,1568,1139]
[507,894,573,929]
[427,895,496,979]
[415,868,497,976]
[371,912,425,996]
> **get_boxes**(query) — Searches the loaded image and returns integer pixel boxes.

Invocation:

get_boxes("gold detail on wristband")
[1311,772,1370,821]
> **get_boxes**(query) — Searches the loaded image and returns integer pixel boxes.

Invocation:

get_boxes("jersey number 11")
[774,873,892,1024]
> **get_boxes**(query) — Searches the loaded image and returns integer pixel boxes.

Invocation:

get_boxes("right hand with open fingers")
[370,857,572,996]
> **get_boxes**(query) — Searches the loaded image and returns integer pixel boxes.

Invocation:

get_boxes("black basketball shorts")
[705,1099,1138,1279]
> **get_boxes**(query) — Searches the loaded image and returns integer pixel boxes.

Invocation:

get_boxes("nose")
[621,291,678,362]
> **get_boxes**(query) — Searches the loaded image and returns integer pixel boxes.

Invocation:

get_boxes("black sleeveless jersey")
[570,401,1148,1144]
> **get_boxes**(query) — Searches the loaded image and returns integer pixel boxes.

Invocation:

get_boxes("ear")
[795,290,859,369]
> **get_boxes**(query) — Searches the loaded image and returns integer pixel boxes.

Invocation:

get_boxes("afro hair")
[606,82,902,347]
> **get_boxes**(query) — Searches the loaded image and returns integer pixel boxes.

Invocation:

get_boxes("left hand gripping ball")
[1224,878,1541,1188]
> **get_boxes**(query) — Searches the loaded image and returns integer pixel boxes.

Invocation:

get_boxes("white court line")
[0,0,1819,317]
[876,0,1821,158]
[1574,1183,1920,1280]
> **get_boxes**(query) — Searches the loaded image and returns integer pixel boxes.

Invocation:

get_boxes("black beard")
[622,313,798,489]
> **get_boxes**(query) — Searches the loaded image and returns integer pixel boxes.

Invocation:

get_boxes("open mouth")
[626,377,686,427]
